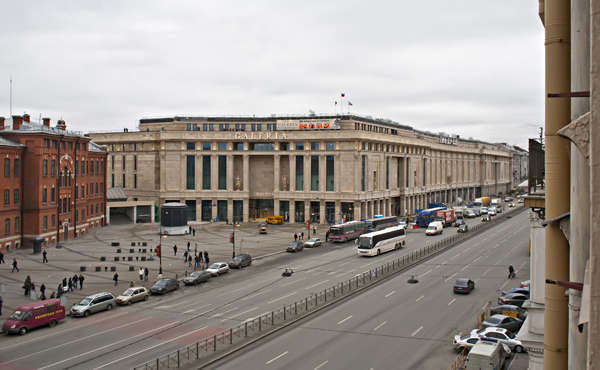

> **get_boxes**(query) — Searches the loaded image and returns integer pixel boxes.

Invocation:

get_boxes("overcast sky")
[1,1,543,149]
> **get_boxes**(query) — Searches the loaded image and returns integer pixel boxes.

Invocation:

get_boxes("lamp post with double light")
[158,228,166,276]
[231,218,240,259]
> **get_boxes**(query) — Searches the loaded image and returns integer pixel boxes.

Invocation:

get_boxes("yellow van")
[267,216,284,225]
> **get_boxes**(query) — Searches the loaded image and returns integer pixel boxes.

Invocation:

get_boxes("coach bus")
[356,226,406,256]
[365,216,399,232]
[415,207,447,227]
[329,221,366,243]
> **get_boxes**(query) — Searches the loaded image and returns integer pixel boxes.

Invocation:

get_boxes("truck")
[490,198,502,208]
[474,197,491,207]
[453,207,465,219]
[434,209,456,226]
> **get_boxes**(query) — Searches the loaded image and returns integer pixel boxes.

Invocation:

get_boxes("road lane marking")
[473,256,481,263]
[338,315,353,325]
[314,361,329,370]
[268,292,298,304]
[211,307,239,318]
[217,286,246,296]
[242,289,273,300]
[445,273,457,282]
[157,300,190,309]
[305,280,330,290]
[282,277,306,287]
[450,254,460,260]
[421,269,432,277]
[373,321,387,331]
[473,242,480,247]
[412,326,423,336]
[335,272,349,278]
[500,281,509,290]
[448,298,456,306]
[267,351,289,364]
[221,307,258,322]
[385,291,396,298]
[482,302,489,310]
[328,270,342,275]
[361,262,376,268]
[482,268,492,276]
[482,237,489,242]
[460,264,471,271]
[416,295,425,302]
[493,244,500,249]
[463,247,471,252]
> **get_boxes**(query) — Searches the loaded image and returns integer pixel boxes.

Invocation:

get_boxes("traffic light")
[156,245,161,257]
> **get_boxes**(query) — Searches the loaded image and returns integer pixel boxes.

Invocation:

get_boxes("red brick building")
[0,114,108,251]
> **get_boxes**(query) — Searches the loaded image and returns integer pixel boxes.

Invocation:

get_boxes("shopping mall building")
[89,114,513,225]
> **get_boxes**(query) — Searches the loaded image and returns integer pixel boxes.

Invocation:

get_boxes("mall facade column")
[243,154,249,222]
[289,155,296,223]
[274,154,280,218]
[542,0,571,368]
[304,153,311,224]
[227,154,234,222]
[195,152,202,221]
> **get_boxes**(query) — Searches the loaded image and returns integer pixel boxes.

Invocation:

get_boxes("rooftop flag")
[348,102,353,106]
[341,93,345,97]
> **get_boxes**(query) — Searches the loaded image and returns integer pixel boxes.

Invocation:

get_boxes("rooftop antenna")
[10,74,12,116]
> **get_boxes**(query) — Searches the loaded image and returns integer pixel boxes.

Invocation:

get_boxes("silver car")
[471,327,525,353]
[183,271,211,285]
[304,238,322,248]
[207,262,230,276]
[71,292,116,317]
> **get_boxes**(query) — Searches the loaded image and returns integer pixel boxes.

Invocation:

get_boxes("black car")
[453,219,465,227]
[230,254,252,268]
[457,224,469,233]
[498,293,528,307]
[150,278,180,295]
[490,304,528,321]
[183,271,211,285]
[453,278,475,294]
[501,287,530,297]
[286,241,304,253]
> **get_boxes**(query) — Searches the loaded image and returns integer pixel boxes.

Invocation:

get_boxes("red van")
[3,299,66,335]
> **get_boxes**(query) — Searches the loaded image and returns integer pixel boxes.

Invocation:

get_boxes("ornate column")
[243,154,249,192]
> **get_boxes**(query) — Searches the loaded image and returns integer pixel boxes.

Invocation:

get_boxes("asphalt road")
[0,207,525,369]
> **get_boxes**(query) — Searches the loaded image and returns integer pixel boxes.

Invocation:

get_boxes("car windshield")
[455,280,468,286]
[486,317,502,325]
[289,242,298,247]
[7,310,25,321]
[307,239,317,243]
[121,290,134,296]
[190,272,201,277]
[155,280,168,286]
[209,264,220,269]
[506,331,516,339]
[232,257,242,262]
[78,298,92,305]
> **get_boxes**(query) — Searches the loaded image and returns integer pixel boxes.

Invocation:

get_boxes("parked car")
[150,278,180,295]
[497,293,529,307]
[116,287,149,305]
[457,224,469,233]
[452,335,512,358]
[490,304,528,321]
[453,219,465,227]
[482,314,524,332]
[304,238,322,248]
[207,262,230,276]
[472,327,525,353]
[502,287,530,296]
[453,278,475,294]
[70,292,116,317]
[521,280,531,288]
[230,254,252,268]
[481,214,491,222]
[287,241,304,252]
[183,271,211,285]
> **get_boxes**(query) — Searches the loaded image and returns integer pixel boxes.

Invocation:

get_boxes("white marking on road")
[473,256,481,263]
[448,298,456,306]
[335,272,349,278]
[267,351,289,364]
[460,264,471,271]
[482,268,492,276]
[211,307,239,318]
[499,281,509,290]
[463,247,471,252]
[474,278,480,283]
[282,277,306,287]
[445,273,457,282]
[313,271,323,276]
[416,295,425,302]
[493,244,500,249]
[482,237,489,242]
[314,361,329,370]
[412,326,423,336]
[242,289,273,300]
[473,242,480,247]
[305,280,330,290]
[157,300,190,309]
[246,311,272,322]
[373,321,387,331]
[421,269,432,277]
[221,307,259,322]
[338,315,353,325]
[361,262,376,268]
[217,286,246,296]
[482,302,489,310]
[385,291,396,298]
[339,262,351,266]
[450,254,460,260]
[268,292,298,304]
[520,260,527,268]
[328,270,342,275]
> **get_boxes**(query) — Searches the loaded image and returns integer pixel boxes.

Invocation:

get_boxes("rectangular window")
[13,158,19,176]
[13,189,19,205]
[280,142,290,151]
[68,142,73,149]
[386,157,390,189]
[134,174,137,189]
[51,140,57,148]
[95,183,98,194]
[249,143,275,151]
[81,186,84,199]
[295,143,304,150]
[202,142,211,150]
[218,155,226,190]
[218,143,227,151]
[4,189,9,206]
[203,123,207,131]
[326,155,334,191]
[311,155,319,191]
[100,182,103,194]
[326,142,335,150]
[81,209,85,222]
[81,160,85,175]
[51,188,55,203]
[112,174,115,187]
[5,218,10,234]
[42,160,48,176]
[42,216,47,230]
[122,174,126,188]
[295,156,304,191]
[202,156,211,190]
[44,139,49,147]
[121,156,125,170]
[186,155,195,190]
[14,217,19,232]
[361,155,366,191]
[50,159,55,177]
[186,142,195,150]
[51,214,56,228]
[134,156,137,171]
[233,142,244,151]
[75,160,78,176]
[111,156,114,170]
[311,142,320,151]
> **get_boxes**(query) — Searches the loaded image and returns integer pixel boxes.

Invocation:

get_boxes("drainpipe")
[542,0,571,368]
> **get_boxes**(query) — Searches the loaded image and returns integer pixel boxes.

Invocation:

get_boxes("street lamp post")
[231,218,240,259]
[158,228,166,276]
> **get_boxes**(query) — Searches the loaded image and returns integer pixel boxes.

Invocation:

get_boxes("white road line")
[335,272,349,278]
[450,254,460,260]
[482,268,492,276]
[314,360,329,370]
[328,270,342,275]
[482,237,489,242]
[241,289,273,300]
[338,315,353,325]
[373,321,387,331]
[361,262,376,268]
[416,295,425,302]
[246,311,272,322]
[445,273,457,282]
[482,302,489,310]
[412,326,423,336]
[282,277,307,287]
[268,292,298,304]
[473,242,480,247]
[266,351,289,364]
[156,300,190,309]
[385,291,396,298]
[460,264,471,271]
[463,247,471,252]
[211,307,239,318]
[421,269,432,277]
[499,281,509,290]
[473,256,481,263]
[475,278,480,283]
[217,286,246,296]
[448,298,456,306]
[220,307,259,322]
[305,280,330,290]
[339,262,351,266]
[520,260,527,268]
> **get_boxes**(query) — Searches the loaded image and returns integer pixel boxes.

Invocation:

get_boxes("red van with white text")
[3,299,66,335]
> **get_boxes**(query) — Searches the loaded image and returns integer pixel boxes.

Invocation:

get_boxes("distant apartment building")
[89,114,513,224]
[0,114,108,251]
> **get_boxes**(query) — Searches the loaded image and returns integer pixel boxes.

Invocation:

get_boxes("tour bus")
[356,226,406,256]
[329,220,366,243]
[365,216,399,232]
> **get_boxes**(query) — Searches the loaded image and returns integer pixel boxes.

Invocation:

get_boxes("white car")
[398,221,407,230]
[207,262,230,276]
[488,207,497,216]
[452,334,512,358]
[304,238,322,248]
[480,207,488,214]
[471,327,525,353]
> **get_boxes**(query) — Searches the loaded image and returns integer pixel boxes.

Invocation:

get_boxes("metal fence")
[132,207,527,370]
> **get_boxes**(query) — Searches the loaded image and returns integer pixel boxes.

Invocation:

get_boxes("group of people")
[293,231,305,241]
[182,247,210,270]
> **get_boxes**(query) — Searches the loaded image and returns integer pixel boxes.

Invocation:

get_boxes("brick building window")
[42,160,48,176]
[4,158,9,177]
[50,188,55,203]
[14,158,19,176]
[50,160,55,177]
[4,218,9,234]
[51,214,56,228]
[4,189,9,206]
[43,216,47,230]
[14,217,19,232]
[14,189,19,205]
[42,188,47,204]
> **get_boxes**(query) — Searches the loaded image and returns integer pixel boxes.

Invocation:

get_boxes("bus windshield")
[329,227,343,236]
[357,237,372,249]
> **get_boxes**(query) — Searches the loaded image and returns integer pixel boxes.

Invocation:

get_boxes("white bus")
[356,226,406,256]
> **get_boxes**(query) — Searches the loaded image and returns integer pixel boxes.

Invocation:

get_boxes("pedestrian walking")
[313,226,316,235]
[23,276,32,296]
[183,251,188,263]
[144,267,149,282]
[294,233,297,241]
[43,250,49,263]
[40,284,46,300]
[57,285,63,298]
[325,230,330,242]
[12,258,19,272]
[113,273,119,286]
[0,251,5,263]
[194,244,197,255]
[73,274,79,287]
[204,251,209,269]
[508,265,515,278]
[62,278,67,289]
[0,295,3,315]
[78,274,85,289]
[192,228,196,236]
[139,267,144,281]
[67,278,73,292]
[189,225,192,233]
[301,231,304,240]
[173,245,177,256]
[188,255,192,267]
[187,241,190,251]
[194,254,200,269]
